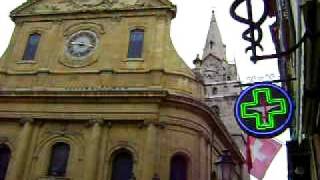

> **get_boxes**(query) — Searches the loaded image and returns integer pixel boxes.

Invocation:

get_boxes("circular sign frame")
[234,83,294,138]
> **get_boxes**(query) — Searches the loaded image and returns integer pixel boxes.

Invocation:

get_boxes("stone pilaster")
[83,119,103,180]
[142,122,157,180]
[199,134,207,180]
[207,142,212,180]
[8,118,34,180]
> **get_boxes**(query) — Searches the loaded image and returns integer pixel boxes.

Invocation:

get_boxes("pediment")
[11,0,175,17]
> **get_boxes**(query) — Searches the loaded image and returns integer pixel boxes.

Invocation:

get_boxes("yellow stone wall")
[0,93,244,180]
[0,9,201,97]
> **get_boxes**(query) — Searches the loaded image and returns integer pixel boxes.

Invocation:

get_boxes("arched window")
[127,29,144,58]
[0,144,11,180]
[48,142,70,177]
[22,33,41,60]
[111,150,134,180]
[170,154,188,180]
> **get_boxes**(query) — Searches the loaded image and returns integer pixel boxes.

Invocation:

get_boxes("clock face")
[65,31,98,59]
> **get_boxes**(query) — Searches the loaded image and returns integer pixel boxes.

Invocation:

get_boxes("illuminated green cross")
[240,88,288,130]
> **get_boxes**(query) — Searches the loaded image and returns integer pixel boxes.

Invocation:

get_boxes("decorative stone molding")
[0,136,9,144]
[72,0,105,7]
[38,176,71,180]
[47,130,81,137]
[107,143,139,163]
[138,121,165,129]
[111,15,122,22]
[154,122,166,129]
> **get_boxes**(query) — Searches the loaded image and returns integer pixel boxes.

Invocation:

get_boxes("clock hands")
[70,41,94,48]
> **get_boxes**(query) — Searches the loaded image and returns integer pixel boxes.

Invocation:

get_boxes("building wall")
[0,93,244,180]
[0,0,245,180]
[275,0,320,179]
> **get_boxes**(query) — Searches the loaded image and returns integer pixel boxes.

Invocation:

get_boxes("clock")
[65,30,98,59]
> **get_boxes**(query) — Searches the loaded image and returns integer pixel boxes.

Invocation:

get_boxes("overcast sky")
[0,1,289,179]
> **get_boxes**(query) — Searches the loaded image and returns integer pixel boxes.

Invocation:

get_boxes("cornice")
[10,0,176,20]
[0,69,197,84]
[0,88,168,98]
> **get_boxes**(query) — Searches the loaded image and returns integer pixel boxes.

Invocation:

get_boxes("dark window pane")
[111,151,133,180]
[48,142,70,177]
[22,33,41,60]
[128,29,144,58]
[0,144,11,180]
[170,155,188,180]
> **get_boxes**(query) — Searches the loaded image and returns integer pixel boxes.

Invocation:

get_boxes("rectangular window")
[22,33,41,60]
[127,29,144,58]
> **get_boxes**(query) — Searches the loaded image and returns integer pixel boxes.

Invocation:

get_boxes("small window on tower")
[128,29,144,58]
[22,33,41,60]
[212,87,218,95]
[209,40,214,49]
[211,105,220,117]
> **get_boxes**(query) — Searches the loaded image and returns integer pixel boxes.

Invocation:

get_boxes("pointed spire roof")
[202,10,226,61]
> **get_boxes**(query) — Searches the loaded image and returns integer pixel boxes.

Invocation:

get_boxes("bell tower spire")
[202,10,226,61]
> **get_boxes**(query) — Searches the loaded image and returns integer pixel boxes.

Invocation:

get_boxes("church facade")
[0,0,246,180]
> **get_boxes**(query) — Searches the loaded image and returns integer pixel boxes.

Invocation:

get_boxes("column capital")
[87,118,104,127]
[19,117,34,125]
[142,121,166,129]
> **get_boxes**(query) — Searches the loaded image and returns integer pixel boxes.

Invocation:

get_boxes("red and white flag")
[246,136,282,179]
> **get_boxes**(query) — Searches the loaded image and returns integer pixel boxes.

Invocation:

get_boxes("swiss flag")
[246,136,282,179]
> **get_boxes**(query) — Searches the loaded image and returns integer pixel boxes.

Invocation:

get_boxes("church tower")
[0,1,246,180]
[194,10,245,151]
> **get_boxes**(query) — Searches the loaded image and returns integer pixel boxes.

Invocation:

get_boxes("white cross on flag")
[246,136,282,179]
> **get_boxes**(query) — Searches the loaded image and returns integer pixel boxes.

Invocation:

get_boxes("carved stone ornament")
[11,0,174,17]
[73,0,105,6]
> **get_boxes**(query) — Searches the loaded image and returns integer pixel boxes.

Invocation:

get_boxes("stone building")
[0,0,246,180]
[193,11,246,151]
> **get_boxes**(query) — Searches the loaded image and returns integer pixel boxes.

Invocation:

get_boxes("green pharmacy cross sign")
[235,83,294,138]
